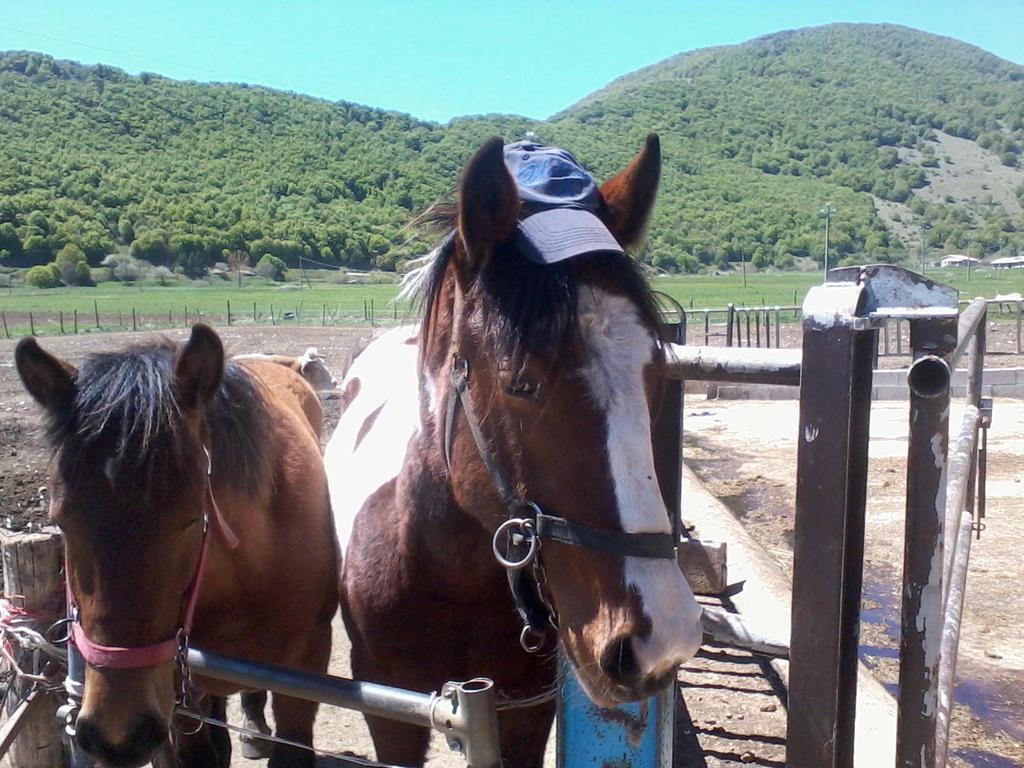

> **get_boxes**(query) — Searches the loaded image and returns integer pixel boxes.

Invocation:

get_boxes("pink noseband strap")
[70,622,180,669]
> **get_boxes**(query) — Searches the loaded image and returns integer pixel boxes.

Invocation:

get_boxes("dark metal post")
[896,313,957,768]
[787,281,876,768]
[725,304,735,346]
[653,322,684,539]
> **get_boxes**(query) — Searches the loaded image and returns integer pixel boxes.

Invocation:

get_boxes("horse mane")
[402,203,664,365]
[46,339,273,495]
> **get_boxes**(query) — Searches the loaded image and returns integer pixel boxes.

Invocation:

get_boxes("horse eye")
[506,381,540,400]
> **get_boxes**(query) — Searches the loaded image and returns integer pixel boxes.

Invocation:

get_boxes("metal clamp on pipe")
[430,679,501,768]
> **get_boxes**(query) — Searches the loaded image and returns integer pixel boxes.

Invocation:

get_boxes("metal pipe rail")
[897,292,989,768]
[663,344,801,385]
[186,648,502,768]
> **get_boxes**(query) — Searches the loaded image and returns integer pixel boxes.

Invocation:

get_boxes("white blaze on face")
[324,326,421,555]
[578,288,704,676]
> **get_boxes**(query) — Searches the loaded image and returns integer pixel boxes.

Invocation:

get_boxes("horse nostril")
[75,712,166,767]
[600,635,642,686]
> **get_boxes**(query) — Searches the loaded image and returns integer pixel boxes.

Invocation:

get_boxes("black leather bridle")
[443,351,678,652]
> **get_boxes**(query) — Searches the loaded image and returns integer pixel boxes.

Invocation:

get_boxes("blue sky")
[1,1,1021,123]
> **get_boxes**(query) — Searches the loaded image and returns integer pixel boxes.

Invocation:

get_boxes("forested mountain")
[1,23,1022,276]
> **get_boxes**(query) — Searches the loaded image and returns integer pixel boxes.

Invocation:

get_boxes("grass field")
[2,266,1023,338]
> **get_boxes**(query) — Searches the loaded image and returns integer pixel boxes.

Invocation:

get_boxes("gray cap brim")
[515,208,624,265]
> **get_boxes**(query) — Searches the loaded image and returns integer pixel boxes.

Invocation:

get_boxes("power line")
[0,23,218,76]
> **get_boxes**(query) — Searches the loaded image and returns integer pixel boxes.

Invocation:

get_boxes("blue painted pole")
[556,656,673,768]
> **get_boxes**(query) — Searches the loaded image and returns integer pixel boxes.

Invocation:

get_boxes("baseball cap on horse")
[503,141,625,264]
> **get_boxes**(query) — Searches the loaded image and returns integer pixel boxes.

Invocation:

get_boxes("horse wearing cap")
[15,326,337,768]
[325,135,703,767]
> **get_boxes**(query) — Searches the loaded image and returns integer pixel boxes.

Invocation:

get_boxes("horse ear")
[599,133,661,251]
[175,324,224,410]
[457,136,520,267]
[15,338,77,413]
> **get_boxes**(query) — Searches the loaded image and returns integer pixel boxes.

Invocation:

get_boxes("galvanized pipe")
[941,406,980,611]
[949,298,988,368]
[934,512,974,768]
[663,344,801,385]
[700,606,789,658]
[186,648,501,767]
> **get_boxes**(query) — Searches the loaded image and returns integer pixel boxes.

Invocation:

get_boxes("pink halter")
[68,450,239,670]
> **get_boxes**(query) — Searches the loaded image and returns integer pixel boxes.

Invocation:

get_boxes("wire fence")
[0,298,417,339]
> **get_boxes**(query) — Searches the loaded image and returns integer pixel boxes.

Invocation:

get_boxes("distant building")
[991,255,1024,270]
[939,255,981,268]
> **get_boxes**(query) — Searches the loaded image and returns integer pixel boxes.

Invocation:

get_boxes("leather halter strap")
[444,350,677,649]
[445,357,677,561]
[68,451,239,670]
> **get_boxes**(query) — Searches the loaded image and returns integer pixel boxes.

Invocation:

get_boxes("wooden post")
[270,304,276,326]
[59,311,65,335]
[253,301,257,323]
[94,299,99,329]
[1,529,65,768]
[29,312,35,336]
[73,309,78,335]
[322,305,326,326]
[227,300,232,326]
[168,309,173,326]
[1,311,9,340]
[131,307,137,332]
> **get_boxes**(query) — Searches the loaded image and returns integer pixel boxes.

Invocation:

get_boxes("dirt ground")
[684,396,1024,767]
[0,326,1020,767]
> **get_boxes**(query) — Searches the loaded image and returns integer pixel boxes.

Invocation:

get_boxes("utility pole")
[920,222,928,274]
[820,202,836,281]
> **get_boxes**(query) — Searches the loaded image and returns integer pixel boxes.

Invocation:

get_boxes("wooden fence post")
[227,300,232,326]
[29,312,35,337]
[94,300,99,329]
[253,302,257,323]
[59,311,65,335]
[73,309,78,335]
[1,528,65,768]
[131,307,137,332]
[1,311,9,340]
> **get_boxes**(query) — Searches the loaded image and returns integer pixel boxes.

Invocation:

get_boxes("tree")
[26,264,60,288]
[130,230,172,265]
[101,253,148,283]
[0,223,21,263]
[21,235,52,266]
[255,253,286,281]
[54,244,93,285]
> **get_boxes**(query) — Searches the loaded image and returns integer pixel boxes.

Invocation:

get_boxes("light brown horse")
[15,325,337,768]
[325,136,704,768]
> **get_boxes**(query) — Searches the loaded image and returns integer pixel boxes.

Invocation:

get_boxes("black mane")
[46,339,272,495]
[408,208,663,364]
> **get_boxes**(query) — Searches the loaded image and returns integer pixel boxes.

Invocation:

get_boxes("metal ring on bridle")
[492,518,539,570]
[519,625,546,653]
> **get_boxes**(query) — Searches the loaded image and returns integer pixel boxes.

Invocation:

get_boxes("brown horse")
[15,325,337,768]
[324,136,704,768]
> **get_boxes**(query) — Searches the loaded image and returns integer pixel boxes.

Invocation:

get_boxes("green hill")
[1,23,1022,277]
